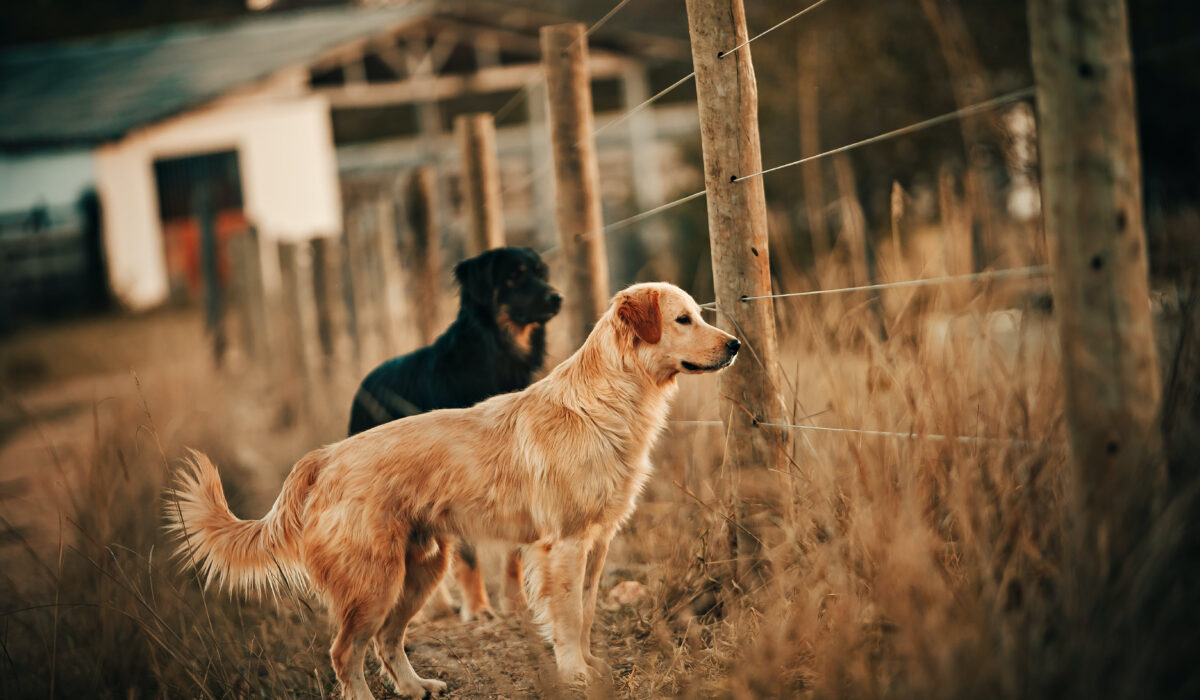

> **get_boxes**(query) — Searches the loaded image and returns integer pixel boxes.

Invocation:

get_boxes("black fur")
[348,247,561,435]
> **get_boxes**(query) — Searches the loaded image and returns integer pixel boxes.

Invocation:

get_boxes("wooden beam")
[318,54,630,110]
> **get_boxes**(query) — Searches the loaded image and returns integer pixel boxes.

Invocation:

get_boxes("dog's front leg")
[541,537,590,683]
[580,531,614,673]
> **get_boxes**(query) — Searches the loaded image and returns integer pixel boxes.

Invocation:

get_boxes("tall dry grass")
[1,246,1196,699]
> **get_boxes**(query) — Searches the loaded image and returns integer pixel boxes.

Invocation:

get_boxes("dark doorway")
[153,149,248,302]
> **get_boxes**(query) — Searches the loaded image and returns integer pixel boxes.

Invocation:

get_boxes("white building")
[0,2,692,312]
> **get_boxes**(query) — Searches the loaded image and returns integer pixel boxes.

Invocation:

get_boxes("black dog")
[348,246,561,618]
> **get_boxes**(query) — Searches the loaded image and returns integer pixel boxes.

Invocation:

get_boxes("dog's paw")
[419,678,448,697]
[585,654,612,677]
[391,677,446,699]
[557,663,592,688]
[460,603,497,622]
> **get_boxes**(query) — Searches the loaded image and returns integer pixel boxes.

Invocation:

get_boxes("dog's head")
[453,247,562,325]
[611,282,739,382]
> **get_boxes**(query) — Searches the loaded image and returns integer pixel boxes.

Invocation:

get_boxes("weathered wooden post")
[455,113,506,255]
[195,186,226,367]
[797,38,831,264]
[277,241,319,415]
[1028,0,1163,569]
[686,0,790,579]
[229,228,269,366]
[310,236,340,369]
[343,204,383,365]
[541,23,611,349]
[405,168,443,346]
[375,196,406,354]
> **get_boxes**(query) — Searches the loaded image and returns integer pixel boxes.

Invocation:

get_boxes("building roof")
[0,5,423,149]
[0,1,687,151]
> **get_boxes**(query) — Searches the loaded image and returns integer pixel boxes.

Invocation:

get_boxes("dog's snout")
[546,291,563,309]
[726,338,741,355]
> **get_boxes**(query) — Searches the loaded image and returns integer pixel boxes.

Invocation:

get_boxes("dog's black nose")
[726,338,741,355]
[547,291,563,308]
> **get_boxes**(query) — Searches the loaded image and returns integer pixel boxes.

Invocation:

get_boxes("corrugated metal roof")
[0,5,424,149]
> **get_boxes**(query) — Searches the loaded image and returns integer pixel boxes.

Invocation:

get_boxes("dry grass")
[0,251,1196,699]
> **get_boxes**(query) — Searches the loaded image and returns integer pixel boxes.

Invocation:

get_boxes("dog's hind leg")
[329,580,397,700]
[375,535,451,698]
[501,547,527,613]
[452,540,495,621]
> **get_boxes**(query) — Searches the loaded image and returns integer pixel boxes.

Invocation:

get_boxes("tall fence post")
[405,168,443,346]
[541,23,611,349]
[310,236,341,372]
[797,38,831,265]
[685,0,789,579]
[195,186,226,367]
[229,228,269,367]
[375,197,405,354]
[455,113,507,255]
[277,241,319,417]
[1028,0,1163,571]
[343,204,383,366]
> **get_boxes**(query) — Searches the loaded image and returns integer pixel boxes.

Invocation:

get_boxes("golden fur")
[166,282,738,699]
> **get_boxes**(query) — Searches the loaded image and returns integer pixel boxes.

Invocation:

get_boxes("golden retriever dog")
[166,282,739,699]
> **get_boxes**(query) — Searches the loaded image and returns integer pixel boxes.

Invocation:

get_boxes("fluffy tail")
[164,448,323,597]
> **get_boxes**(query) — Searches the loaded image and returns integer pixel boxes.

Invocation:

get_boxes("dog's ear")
[454,253,496,307]
[617,287,662,344]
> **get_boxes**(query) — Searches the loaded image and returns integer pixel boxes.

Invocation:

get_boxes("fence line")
[493,0,640,125]
[670,420,1059,448]
[501,66,699,199]
[717,0,836,59]
[540,188,706,257]
[590,70,698,140]
[580,0,637,41]
[718,266,1050,305]
[544,90,1037,258]
[731,87,1036,182]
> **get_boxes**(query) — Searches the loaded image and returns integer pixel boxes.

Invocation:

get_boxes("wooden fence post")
[1028,0,1163,567]
[310,236,341,370]
[277,241,319,416]
[797,38,831,265]
[685,0,789,579]
[229,228,268,366]
[405,168,443,346]
[541,23,611,349]
[343,204,384,366]
[455,113,506,255]
[375,197,405,354]
[195,186,226,367]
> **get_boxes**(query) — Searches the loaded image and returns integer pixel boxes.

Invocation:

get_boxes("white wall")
[94,93,341,309]
[0,149,95,214]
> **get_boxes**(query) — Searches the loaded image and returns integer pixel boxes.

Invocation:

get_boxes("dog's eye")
[676,315,692,325]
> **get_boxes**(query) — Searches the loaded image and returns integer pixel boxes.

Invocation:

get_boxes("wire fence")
[481,0,1061,449]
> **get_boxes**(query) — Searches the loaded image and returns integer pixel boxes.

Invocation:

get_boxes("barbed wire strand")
[731,87,1037,183]
[494,0,639,125]
[758,423,1057,448]
[493,78,538,124]
[670,420,1057,448]
[540,188,706,257]
[502,68,698,199]
[582,0,637,40]
[718,0,837,59]
[592,70,697,140]
[709,266,1050,306]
